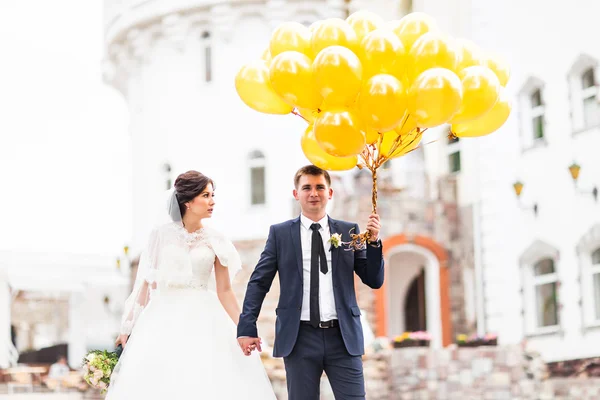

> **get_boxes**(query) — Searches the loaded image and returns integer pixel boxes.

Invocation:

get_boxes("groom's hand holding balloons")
[238,337,262,356]
[366,213,381,242]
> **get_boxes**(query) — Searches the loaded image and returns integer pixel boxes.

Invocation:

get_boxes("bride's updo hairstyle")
[174,170,215,218]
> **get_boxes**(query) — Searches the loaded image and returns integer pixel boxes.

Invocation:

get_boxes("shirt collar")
[300,213,329,231]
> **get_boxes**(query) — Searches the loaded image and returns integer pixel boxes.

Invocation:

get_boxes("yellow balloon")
[408,67,462,128]
[301,125,358,171]
[235,60,293,114]
[346,10,384,42]
[309,20,323,32]
[311,18,359,56]
[450,66,500,124]
[483,51,510,86]
[364,128,380,145]
[406,32,460,81]
[451,89,511,137]
[297,107,320,124]
[270,22,312,58]
[396,113,418,135]
[379,129,422,158]
[314,109,366,157]
[269,51,322,109]
[312,46,363,108]
[357,74,408,132]
[390,12,438,51]
[454,38,484,71]
[260,48,272,63]
[359,29,406,80]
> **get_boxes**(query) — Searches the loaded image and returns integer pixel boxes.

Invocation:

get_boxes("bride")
[105,170,276,399]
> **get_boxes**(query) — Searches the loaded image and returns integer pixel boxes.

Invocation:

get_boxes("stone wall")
[363,345,600,400]
[257,343,600,399]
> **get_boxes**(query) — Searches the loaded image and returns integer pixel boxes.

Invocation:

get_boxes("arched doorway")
[375,234,452,347]
[404,268,426,333]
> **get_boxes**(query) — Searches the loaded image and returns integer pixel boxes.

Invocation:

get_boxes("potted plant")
[456,333,498,347]
[392,331,431,348]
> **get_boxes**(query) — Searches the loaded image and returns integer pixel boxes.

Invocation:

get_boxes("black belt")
[301,319,339,328]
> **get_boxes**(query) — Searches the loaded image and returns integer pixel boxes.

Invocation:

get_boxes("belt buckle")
[319,321,329,329]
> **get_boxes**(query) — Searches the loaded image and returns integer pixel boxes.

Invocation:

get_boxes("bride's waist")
[156,278,209,291]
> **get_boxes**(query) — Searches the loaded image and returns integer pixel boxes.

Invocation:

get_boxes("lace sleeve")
[206,227,242,282]
[119,228,160,335]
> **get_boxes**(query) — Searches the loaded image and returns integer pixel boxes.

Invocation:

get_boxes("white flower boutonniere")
[328,233,342,250]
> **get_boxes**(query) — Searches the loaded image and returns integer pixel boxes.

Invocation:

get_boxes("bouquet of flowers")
[81,348,120,393]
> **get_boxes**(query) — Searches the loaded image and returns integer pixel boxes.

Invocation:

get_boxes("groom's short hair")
[294,165,331,188]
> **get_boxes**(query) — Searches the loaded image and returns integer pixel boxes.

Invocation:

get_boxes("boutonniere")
[328,233,342,250]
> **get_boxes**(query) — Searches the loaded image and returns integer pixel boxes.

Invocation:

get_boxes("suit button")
[297,307,301,310]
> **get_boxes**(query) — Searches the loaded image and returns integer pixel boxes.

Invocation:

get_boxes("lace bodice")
[155,225,218,290]
[119,222,241,334]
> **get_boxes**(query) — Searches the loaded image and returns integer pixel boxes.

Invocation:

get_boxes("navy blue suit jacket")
[237,216,385,358]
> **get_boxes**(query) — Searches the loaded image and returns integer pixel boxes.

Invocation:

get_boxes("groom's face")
[293,174,333,216]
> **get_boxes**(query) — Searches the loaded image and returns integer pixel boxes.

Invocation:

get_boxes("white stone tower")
[101,0,418,252]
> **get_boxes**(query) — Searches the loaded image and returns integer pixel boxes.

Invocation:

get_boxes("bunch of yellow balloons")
[235,10,511,172]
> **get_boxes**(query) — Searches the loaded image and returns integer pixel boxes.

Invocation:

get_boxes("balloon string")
[371,168,377,215]
[292,108,309,123]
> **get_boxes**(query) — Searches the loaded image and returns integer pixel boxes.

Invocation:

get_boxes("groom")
[237,165,385,400]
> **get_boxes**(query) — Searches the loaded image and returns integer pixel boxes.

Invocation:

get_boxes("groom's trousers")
[283,323,366,400]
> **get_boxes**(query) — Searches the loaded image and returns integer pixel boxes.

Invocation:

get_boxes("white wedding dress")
[105,222,276,399]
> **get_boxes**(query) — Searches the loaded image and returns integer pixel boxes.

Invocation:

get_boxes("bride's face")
[186,183,215,219]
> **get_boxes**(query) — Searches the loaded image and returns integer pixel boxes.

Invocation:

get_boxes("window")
[592,248,600,320]
[581,68,599,128]
[576,224,600,328]
[163,163,172,190]
[532,258,559,328]
[248,150,266,205]
[568,55,599,132]
[447,134,461,173]
[518,77,546,149]
[202,31,212,82]
[530,89,545,140]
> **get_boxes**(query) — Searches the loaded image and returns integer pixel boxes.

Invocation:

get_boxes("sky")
[0,1,132,256]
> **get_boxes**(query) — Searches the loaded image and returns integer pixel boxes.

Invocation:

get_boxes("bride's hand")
[237,337,262,356]
[115,334,128,348]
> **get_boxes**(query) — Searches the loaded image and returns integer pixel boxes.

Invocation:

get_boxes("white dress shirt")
[300,214,337,322]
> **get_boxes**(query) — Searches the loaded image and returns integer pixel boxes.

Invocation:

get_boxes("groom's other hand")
[366,213,381,241]
[237,337,262,356]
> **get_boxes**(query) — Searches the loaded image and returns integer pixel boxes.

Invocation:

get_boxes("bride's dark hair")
[174,171,215,217]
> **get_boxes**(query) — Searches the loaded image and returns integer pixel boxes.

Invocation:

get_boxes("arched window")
[518,77,546,149]
[163,163,172,190]
[532,258,558,328]
[580,68,599,128]
[591,247,600,320]
[248,150,266,205]
[202,31,212,82]
[568,55,599,131]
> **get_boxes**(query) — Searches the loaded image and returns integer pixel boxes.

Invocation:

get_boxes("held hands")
[366,214,381,242]
[115,334,128,349]
[237,337,262,356]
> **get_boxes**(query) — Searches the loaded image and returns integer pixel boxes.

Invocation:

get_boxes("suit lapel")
[328,216,341,277]
[290,217,303,280]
